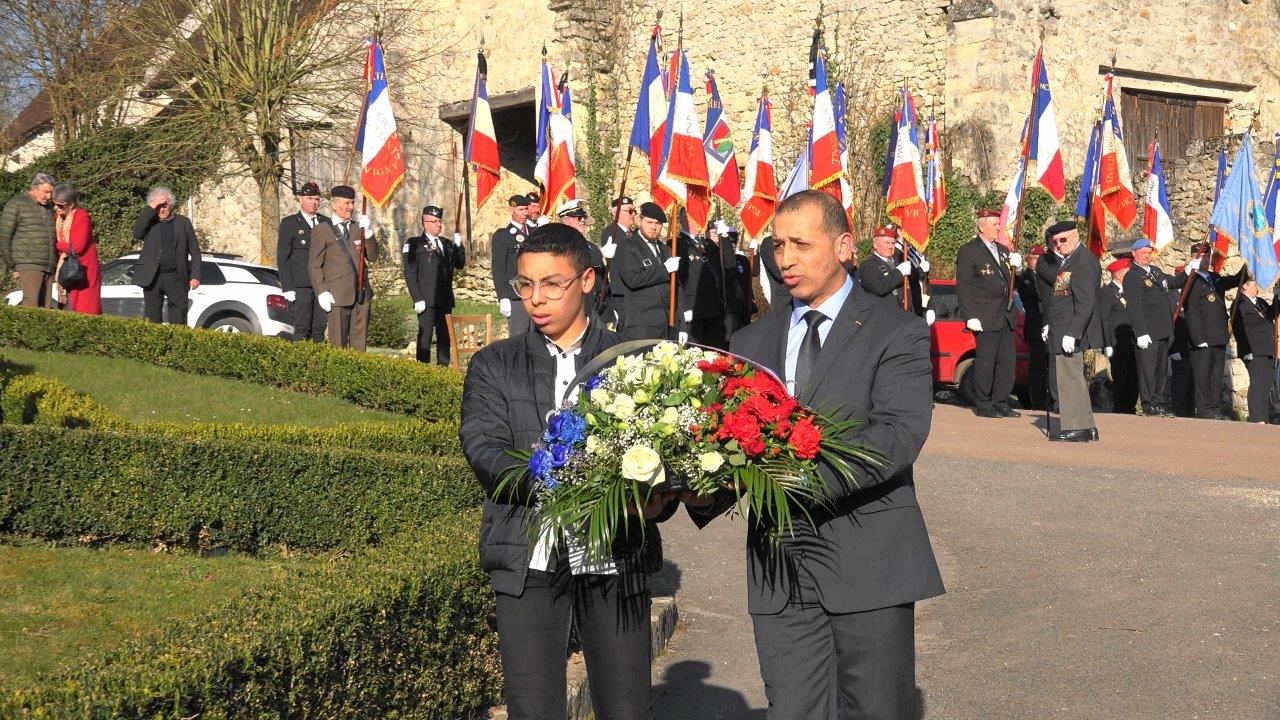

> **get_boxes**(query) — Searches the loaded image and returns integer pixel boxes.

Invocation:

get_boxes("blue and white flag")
[1209,132,1278,291]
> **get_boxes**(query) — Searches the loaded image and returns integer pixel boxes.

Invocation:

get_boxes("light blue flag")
[1209,132,1279,291]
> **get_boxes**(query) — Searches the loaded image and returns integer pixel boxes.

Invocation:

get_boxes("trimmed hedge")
[0,425,480,552]
[0,306,463,421]
[1,511,502,719]
[0,372,127,428]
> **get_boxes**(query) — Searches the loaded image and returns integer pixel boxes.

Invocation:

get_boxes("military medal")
[1206,292,1217,303]
[1143,278,1153,288]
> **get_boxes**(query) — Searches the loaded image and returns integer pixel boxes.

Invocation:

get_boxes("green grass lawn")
[0,543,309,688]
[1,348,406,425]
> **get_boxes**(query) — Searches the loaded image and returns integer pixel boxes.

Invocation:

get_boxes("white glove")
[601,241,617,260]
[677,331,689,344]
[499,298,512,318]
[1136,334,1152,350]
[663,256,681,273]
[919,259,931,273]
[1041,325,1050,342]
[283,290,296,302]
[749,239,760,251]
[895,261,912,275]
[1171,352,1183,361]
[1104,346,1113,358]
[452,232,463,246]
[683,310,693,322]
[925,308,936,326]
[414,300,426,314]
[1009,252,1023,268]
[1062,335,1076,354]
[966,318,983,332]
[357,214,372,236]
[317,291,334,312]
[1197,342,1209,348]
[1245,353,1254,361]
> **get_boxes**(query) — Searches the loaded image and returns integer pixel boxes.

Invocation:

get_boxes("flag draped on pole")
[628,25,675,210]
[1208,149,1229,271]
[807,50,843,205]
[1210,132,1278,291]
[703,71,741,207]
[1264,132,1280,262]
[543,72,577,213]
[833,82,853,224]
[656,48,711,232]
[1073,119,1108,258]
[924,117,946,227]
[1098,75,1137,228]
[739,94,776,240]
[1025,49,1065,202]
[534,57,556,190]
[465,51,500,210]
[996,156,1026,250]
[354,38,405,207]
[884,86,929,251]
[1142,141,1174,252]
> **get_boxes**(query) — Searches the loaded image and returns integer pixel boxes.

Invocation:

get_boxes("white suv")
[6,253,296,337]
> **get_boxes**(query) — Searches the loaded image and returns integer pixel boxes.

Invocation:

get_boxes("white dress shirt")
[784,274,854,396]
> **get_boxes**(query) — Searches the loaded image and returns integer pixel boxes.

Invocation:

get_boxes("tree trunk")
[258,179,280,264]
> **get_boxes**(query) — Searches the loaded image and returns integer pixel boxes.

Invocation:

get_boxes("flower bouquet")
[504,341,882,561]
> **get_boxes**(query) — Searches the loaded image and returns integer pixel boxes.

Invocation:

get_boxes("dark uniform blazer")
[1100,282,1135,354]
[490,222,527,302]
[276,211,329,292]
[955,237,1016,330]
[131,206,202,288]
[617,232,680,328]
[695,287,944,615]
[307,218,379,307]
[1122,263,1175,341]
[459,322,673,596]
[856,253,924,312]
[1016,267,1044,342]
[599,223,631,298]
[403,234,465,309]
[679,235,724,322]
[1035,244,1103,353]
[1232,295,1276,358]
[754,236,791,307]
[1174,268,1242,347]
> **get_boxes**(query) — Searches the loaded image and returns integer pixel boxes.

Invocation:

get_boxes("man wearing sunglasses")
[1036,220,1103,442]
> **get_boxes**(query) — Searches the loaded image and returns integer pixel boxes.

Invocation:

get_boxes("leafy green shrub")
[0,512,502,719]
[0,424,481,552]
[368,293,415,350]
[0,372,126,428]
[0,306,463,420]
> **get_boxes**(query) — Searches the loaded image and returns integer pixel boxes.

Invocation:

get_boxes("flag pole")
[666,10,684,332]
[1008,45,1040,310]
[899,76,910,311]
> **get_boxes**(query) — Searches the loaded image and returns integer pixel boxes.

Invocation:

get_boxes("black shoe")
[1197,412,1231,421]
[1050,428,1097,442]
[998,407,1022,418]
[974,408,1002,418]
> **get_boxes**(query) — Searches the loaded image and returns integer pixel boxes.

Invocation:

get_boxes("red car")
[924,278,1032,407]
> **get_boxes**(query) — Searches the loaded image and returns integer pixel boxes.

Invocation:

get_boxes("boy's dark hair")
[775,189,850,238]
[517,223,592,273]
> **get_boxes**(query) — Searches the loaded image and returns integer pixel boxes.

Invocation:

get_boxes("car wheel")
[955,358,977,406]
[207,314,254,334]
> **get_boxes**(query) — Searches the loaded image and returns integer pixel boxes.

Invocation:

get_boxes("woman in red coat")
[52,183,101,315]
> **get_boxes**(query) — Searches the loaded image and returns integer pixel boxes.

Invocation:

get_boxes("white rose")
[620,445,665,485]
[589,388,610,406]
[610,393,636,418]
[586,435,602,454]
[660,406,680,426]
[651,342,678,362]
[698,451,725,473]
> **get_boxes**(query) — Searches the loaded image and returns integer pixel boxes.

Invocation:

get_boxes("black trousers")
[1171,354,1195,417]
[415,307,451,365]
[1027,339,1056,410]
[690,317,727,349]
[290,287,327,342]
[1135,338,1171,410]
[496,569,653,720]
[1110,350,1138,414]
[972,325,1015,412]
[1244,356,1275,423]
[144,269,188,325]
[1190,345,1225,418]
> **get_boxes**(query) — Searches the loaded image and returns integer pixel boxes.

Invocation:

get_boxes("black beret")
[330,185,356,200]
[524,192,540,205]
[639,202,667,223]
[422,205,444,218]
[1044,220,1077,240]
[611,196,635,207]
[297,181,320,197]
[508,194,527,206]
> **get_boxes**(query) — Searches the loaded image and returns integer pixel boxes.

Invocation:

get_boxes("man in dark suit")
[1101,258,1138,414]
[687,190,943,720]
[460,223,674,720]
[1232,278,1277,423]
[492,195,532,336]
[955,208,1022,418]
[276,181,328,341]
[308,185,379,351]
[1174,242,1244,420]
[1017,245,1056,411]
[404,205,465,365]
[556,199,609,321]
[856,225,931,320]
[1122,238,1176,417]
[719,225,755,338]
[679,231,727,348]
[132,186,202,325]
[752,235,791,310]
[1036,221,1103,442]
[616,202,681,341]
[597,196,635,331]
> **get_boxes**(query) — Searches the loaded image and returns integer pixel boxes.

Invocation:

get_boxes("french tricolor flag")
[703,71,740,207]
[1025,49,1064,202]
[465,51,500,209]
[628,25,675,210]
[355,38,405,207]
[1142,141,1174,252]
[1098,74,1137,228]
[544,72,577,213]
[656,48,710,232]
[807,51,843,203]
[885,87,929,251]
[739,94,776,240]
[534,57,556,192]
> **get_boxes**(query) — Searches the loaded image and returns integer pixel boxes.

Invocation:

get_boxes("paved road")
[652,404,1279,719]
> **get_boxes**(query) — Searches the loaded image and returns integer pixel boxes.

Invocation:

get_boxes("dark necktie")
[337,221,349,245]
[794,309,825,393]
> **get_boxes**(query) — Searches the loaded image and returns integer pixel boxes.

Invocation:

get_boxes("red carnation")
[771,419,792,438]
[697,354,735,375]
[788,417,822,460]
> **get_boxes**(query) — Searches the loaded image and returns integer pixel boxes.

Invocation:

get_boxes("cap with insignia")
[524,192,540,206]
[1044,220,1077,239]
[330,185,356,200]
[639,202,667,223]
[422,205,444,218]
[872,225,898,239]
[611,196,635,207]
[508,194,527,207]
[1106,258,1131,273]
[298,181,320,197]
[1029,244,1046,257]
[1130,238,1153,251]
[976,208,1000,219]
[556,199,588,219]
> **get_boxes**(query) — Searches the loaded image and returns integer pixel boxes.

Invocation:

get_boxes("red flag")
[1098,75,1137,229]
[739,95,777,240]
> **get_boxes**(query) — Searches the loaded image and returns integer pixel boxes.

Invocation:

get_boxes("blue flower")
[542,475,560,490]
[585,373,605,391]
[544,409,587,445]
[550,442,573,468]
[529,447,555,479]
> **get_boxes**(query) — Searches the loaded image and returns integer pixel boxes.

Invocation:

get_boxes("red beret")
[976,209,1000,219]
[1106,258,1131,273]
[872,225,897,239]
[1029,244,1046,257]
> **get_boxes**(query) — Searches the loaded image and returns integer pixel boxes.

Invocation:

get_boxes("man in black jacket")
[1036,221,1103,441]
[1232,278,1277,423]
[460,223,673,720]
[1017,245,1056,411]
[856,225,930,318]
[1122,238,1176,416]
[597,196,635,330]
[132,186,202,325]
[678,231,727,348]
[1101,258,1138,414]
[688,191,943,719]
[276,182,328,341]
[1174,242,1244,420]
[955,209,1023,418]
[615,202,681,340]
[403,205,465,365]
[492,195,531,336]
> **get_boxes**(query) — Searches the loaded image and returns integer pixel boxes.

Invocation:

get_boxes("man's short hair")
[147,186,175,206]
[775,189,849,238]
[30,172,55,188]
[518,223,592,273]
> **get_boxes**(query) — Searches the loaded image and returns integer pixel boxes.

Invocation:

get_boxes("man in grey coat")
[0,172,57,307]
[1035,221,1103,442]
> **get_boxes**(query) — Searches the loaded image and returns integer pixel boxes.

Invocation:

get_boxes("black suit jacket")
[754,236,791,307]
[460,322,671,596]
[1100,282,1135,353]
[275,212,328,291]
[131,207,202,288]
[1232,295,1276,358]
[955,237,1016,330]
[1035,245,1104,353]
[1016,267,1045,342]
[1175,268,1242,347]
[679,236,724,322]
[403,234,465,309]
[490,222,526,302]
[617,233,680,329]
[1123,263,1175,341]
[696,287,944,614]
[856,253,924,313]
